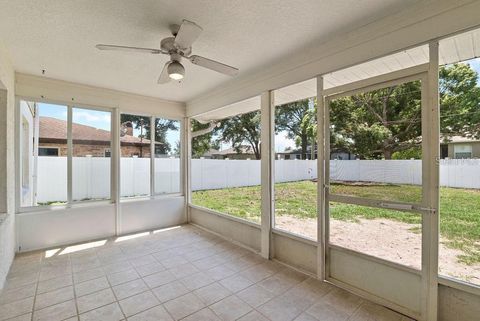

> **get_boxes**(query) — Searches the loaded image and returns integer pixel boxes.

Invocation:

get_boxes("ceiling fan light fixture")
[167,61,185,80]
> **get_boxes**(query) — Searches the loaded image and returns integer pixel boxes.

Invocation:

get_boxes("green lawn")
[192,181,480,264]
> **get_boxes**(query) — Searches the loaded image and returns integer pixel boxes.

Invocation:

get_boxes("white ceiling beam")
[15,73,186,118]
[187,0,480,117]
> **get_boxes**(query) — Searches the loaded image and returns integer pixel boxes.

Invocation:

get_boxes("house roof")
[441,135,480,144]
[39,117,150,144]
[209,145,255,156]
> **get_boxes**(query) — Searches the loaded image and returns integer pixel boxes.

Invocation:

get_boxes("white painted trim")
[260,91,274,259]
[438,276,480,297]
[327,276,421,320]
[329,244,421,276]
[272,228,316,247]
[188,204,261,229]
[112,108,121,235]
[184,117,192,222]
[15,73,185,118]
[316,76,326,280]
[322,63,429,97]
[150,116,155,196]
[186,1,480,116]
[67,106,72,205]
[189,222,260,255]
[421,41,440,321]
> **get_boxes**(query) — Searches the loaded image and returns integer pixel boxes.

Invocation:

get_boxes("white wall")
[16,195,186,252]
[0,40,15,289]
[15,73,185,119]
[120,196,185,235]
[16,204,116,252]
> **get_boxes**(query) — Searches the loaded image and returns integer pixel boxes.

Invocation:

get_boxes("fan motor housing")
[161,37,191,56]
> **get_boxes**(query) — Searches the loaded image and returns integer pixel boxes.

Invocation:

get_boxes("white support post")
[316,76,326,280]
[184,117,192,222]
[260,91,274,259]
[112,108,121,235]
[150,116,155,196]
[67,106,73,205]
[421,41,440,321]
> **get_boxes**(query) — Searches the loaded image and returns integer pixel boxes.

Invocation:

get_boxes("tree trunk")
[383,149,392,160]
[301,135,308,160]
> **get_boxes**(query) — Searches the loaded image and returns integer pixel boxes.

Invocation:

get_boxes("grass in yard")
[192,180,480,264]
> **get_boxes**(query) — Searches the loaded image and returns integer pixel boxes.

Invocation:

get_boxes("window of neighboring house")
[19,100,68,207]
[440,144,449,159]
[453,144,472,159]
[104,148,111,157]
[72,107,112,202]
[38,147,59,156]
[154,117,181,194]
[120,113,151,198]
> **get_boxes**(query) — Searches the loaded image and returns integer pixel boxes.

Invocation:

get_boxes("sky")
[37,58,480,153]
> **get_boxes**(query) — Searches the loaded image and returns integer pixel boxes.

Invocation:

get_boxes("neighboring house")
[39,117,151,157]
[440,136,480,159]
[276,146,320,160]
[204,145,257,159]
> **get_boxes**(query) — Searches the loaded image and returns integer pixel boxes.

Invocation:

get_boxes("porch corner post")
[112,108,121,235]
[316,76,326,280]
[184,117,192,223]
[422,41,440,321]
[261,91,274,259]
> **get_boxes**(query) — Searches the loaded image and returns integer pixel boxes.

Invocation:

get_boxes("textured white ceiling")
[0,0,419,102]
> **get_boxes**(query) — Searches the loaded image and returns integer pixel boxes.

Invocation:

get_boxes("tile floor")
[0,225,414,321]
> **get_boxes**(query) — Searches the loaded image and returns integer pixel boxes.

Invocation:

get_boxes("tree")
[276,98,316,159]
[120,114,179,156]
[330,81,422,159]
[440,63,480,139]
[191,120,219,158]
[154,118,178,155]
[329,63,480,159]
[217,111,262,159]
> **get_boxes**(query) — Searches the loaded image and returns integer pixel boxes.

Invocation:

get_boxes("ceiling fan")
[95,20,239,84]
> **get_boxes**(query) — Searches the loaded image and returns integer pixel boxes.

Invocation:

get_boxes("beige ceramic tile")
[32,299,77,321]
[209,295,252,321]
[181,308,222,321]
[163,293,205,320]
[0,296,34,320]
[75,276,110,297]
[112,278,149,300]
[127,305,173,321]
[76,288,116,314]
[34,285,74,310]
[118,290,159,317]
[193,282,232,306]
[79,302,124,321]
[152,280,190,303]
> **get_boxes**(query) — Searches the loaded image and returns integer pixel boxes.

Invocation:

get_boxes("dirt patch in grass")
[275,215,480,285]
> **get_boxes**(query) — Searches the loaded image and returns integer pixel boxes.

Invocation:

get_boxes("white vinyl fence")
[35,158,480,203]
[36,157,181,203]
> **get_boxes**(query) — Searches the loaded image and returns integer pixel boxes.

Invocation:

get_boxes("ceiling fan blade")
[158,62,171,84]
[188,55,239,76]
[174,20,203,50]
[96,44,163,54]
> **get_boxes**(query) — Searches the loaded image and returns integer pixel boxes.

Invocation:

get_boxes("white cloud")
[275,131,296,152]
